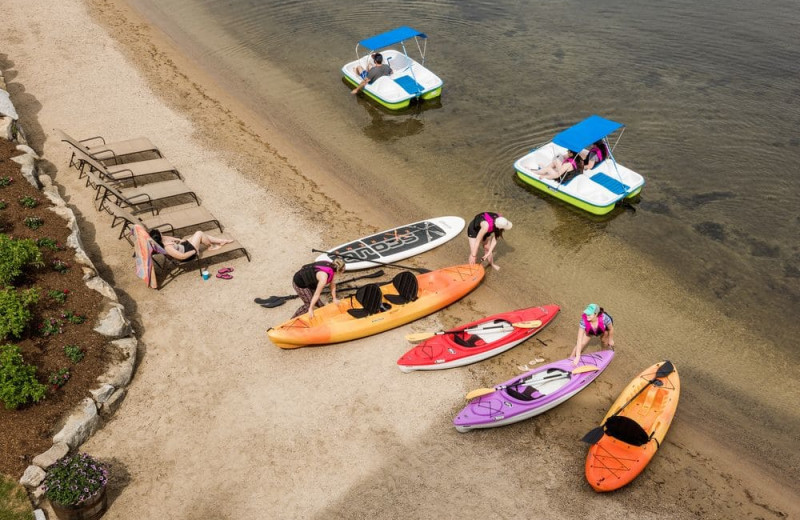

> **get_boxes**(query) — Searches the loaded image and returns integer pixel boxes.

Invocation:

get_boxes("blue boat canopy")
[552,115,624,152]
[358,26,427,51]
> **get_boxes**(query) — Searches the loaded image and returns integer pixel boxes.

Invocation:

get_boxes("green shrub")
[63,344,84,364]
[0,344,46,409]
[48,289,69,304]
[0,287,39,341]
[48,368,70,389]
[0,234,44,286]
[18,196,38,209]
[23,217,43,230]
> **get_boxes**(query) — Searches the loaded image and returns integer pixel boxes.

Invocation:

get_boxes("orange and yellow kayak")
[267,264,485,349]
[585,361,680,492]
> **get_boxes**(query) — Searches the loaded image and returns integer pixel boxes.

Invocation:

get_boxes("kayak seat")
[506,384,542,401]
[347,283,383,318]
[604,415,650,446]
[384,271,418,305]
[452,333,481,348]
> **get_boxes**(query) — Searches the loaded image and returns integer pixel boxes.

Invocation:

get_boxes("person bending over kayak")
[292,258,347,318]
[467,212,512,271]
[570,303,615,364]
[351,52,392,95]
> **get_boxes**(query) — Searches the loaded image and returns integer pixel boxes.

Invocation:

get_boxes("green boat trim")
[515,170,631,216]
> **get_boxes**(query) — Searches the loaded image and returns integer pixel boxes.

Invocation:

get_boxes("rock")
[52,398,100,448]
[100,387,127,417]
[34,510,46,520]
[93,302,131,338]
[20,465,46,488]
[32,442,69,470]
[15,143,39,159]
[89,383,115,404]
[85,274,118,302]
[0,90,18,119]
[0,117,12,140]
[31,486,46,507]
[97,338,137,387]
[10,152,40,189]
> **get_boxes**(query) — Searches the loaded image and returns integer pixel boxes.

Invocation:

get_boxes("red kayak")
[397,305,560,372]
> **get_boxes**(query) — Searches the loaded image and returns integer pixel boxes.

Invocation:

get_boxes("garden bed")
[0,139,109,476]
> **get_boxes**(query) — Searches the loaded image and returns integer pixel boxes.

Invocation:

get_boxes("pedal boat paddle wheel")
[342,26,444,110]
[514,115,645,215]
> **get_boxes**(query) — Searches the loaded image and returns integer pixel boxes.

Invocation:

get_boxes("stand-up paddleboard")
[315,216,465,271]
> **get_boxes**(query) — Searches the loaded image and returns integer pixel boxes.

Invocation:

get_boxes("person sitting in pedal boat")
[351,53,392,95]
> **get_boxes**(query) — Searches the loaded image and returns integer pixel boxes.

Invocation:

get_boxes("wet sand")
[1,0,797,518]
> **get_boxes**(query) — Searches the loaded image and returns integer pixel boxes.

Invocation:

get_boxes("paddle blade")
[405,332,437,343]
[572,365,600,374]
[511,320,543,329]
[656,360,675,379]
[465,387,496,400]
[581,426,605,444]
[259,298,289,308]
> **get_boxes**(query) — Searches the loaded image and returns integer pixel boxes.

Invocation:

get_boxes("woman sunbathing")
[149,229,233,261]
[535,150,584,181]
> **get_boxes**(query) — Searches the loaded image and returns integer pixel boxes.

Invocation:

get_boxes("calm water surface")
[125,0,800,478]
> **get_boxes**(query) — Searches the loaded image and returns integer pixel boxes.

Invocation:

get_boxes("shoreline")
[1,0,797,518]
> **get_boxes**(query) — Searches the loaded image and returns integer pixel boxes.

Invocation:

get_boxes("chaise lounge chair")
[54,128,162,169]
[73,145,180,188]
[100,195,223,243]
[85,169,200,211]
[153,233,251,287]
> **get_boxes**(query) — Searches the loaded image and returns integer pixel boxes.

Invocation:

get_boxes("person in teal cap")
[570,303,615,364]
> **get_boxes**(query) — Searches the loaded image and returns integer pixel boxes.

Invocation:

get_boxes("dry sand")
[1,1,797,518]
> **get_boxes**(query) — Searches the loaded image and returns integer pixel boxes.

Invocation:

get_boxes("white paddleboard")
[316,216,465,271]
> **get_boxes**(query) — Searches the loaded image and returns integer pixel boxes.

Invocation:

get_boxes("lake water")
[124,0,800,481]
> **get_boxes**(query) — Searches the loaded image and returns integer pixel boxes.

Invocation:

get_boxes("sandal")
[218,267,234,275]
[216,272,233,280]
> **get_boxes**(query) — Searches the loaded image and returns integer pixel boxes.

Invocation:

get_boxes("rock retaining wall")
[1,66,138,510]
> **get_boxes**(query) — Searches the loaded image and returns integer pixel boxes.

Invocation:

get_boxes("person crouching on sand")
[467,212,512,271]
[570,303,615,364]
[291,258,347,318]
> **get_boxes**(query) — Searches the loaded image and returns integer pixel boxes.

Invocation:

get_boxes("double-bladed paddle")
[405,320,543,343]
[254,269,385,308]
[465,368,576,401]
[312,248,431,274]
[580,360,675,445]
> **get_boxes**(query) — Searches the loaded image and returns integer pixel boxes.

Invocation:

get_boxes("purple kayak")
[454,350,615,432]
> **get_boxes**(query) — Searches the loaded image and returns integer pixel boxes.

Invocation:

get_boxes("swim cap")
[583,303,599,316]
[495,216,513,230]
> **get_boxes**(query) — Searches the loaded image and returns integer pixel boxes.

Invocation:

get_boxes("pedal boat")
[342,26,443,110]
[514,115,645,216]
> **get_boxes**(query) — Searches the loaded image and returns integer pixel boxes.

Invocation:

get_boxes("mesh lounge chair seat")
[73,146,180,187]
[85,169,199,210]
[101,198,222,242]
[55,128,162,169]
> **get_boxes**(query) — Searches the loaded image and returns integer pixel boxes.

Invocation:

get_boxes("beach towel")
[133,224,167,289]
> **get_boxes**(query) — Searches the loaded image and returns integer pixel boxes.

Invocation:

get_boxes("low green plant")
[48,368,70,389]
[39,317,64,337]
[0,199,7,210]
[0,176,12,187]
[52,259,70,274]
[0,473,35,520]
[63,344,84,364]
[0,287,40,341]
[36,237,64,251]
[62,311,85,325]
[23,216,44,230]
[18,196,38,209]
[43,453,109,507]
[48,289,69,304]
[0,234,43,286]
[0,344,46,409]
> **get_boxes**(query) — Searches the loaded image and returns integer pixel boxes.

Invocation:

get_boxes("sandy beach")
[2,0,798,518]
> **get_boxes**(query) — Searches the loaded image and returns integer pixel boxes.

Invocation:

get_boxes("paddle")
[312,248,431,274]
[405,320,543,343]
[571,365,600,374]
[580,360,675,445]
[465,369,572,401]
[254,270,385,308]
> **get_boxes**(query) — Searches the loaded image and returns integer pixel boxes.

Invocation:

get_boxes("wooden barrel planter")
[50,486,108,520]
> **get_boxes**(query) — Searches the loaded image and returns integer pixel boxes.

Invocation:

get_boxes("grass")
[0,474,33,520]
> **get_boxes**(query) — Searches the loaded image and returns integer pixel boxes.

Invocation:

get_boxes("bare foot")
[208,244,221,251]
[491,264,500,271]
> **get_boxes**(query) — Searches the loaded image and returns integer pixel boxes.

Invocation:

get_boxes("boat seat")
[394,75,425,95]
[587,172,629,195]
[604,415,650,446]
[452,333,481,348]
[386,54,411,73]
[347,283,383,318]
[506,384,542,401]
[384,271,418,304]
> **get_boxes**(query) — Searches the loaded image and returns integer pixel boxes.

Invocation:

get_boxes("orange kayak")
[585,361,680,492]
[267,264,485,349]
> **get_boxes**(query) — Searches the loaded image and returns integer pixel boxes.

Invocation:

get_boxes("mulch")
[0,139,110,476]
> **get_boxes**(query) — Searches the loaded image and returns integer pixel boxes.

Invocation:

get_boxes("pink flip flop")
[218,267,234,275]
[216,272,233,280]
